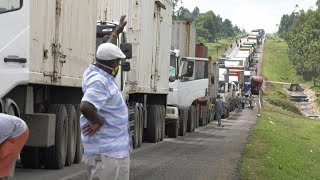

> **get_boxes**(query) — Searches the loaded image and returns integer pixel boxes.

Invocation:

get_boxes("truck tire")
[133,104,140,149]
[65,105,77,166]
[167,118,179,138]
[155,106,161,142]
[187,106,195,132]
[138,104,144,147]
[179,108,187,136]
[145,105,158,143]
[73,105,83,164]
[20,104,44,169]
[195,105,200,128]
[159,105,165,141]
[44,104,68,169]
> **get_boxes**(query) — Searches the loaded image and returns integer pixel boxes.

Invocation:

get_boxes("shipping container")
[29,0,97,87]
[100,0,173,95]
[171,21,196,58]
[195,43,208,58]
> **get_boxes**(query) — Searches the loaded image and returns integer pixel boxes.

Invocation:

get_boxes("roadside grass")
[240,102,320,179]
[263,34,320,106]
[206,36,240,60]
[262,35,304,83]
[240,35,320,179]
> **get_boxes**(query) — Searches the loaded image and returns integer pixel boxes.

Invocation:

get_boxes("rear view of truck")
[99,0,173,146]
[0,0,98,169]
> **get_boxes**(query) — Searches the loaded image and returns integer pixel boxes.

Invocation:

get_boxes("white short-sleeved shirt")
[0,113,27,144]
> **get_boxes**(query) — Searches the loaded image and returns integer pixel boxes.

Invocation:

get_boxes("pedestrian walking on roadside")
[0,113,29,180]
[216,95,224,127]
[249,94,254,109]
[236,94,241,109]
[80,16,131,180]
[241,95,246,109]
[255,68,258,75]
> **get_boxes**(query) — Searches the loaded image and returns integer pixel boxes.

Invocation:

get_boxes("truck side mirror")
[120,43,132,59]
[121,61,131,72]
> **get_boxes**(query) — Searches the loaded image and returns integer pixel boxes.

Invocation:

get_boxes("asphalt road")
[130,108,259,180]
[14,39,264,180]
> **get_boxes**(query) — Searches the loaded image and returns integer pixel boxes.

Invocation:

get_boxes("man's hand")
[82,121,103,136]
[114,15,127,35]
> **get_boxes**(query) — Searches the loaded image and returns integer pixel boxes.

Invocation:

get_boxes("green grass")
[263,34,320,107]
[240,35,320,179]
[206,36,240,60]
[240,103,320,180]
[262,35,304,83]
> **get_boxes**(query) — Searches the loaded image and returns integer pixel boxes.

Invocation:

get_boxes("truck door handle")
[4,56,27,63]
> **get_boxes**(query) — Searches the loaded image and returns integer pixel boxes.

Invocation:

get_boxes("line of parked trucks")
[0,0,263,172]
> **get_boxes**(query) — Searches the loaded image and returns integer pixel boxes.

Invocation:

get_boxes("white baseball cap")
[96,43,126,61]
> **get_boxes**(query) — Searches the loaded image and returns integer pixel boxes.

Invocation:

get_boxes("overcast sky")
[178,0,317,33]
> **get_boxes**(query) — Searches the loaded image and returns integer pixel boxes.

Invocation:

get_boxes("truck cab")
[218,68,233,118]
[244,70,252,96]
[167,56,219,135]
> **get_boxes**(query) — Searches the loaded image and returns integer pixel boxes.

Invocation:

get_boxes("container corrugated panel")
[29,0,97,87]
[171,21,196,57]
[0,0,20,11]
[104,0,172,94]
[195,44,208,58]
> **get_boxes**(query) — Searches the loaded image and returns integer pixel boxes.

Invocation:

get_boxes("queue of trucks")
[0,0,263,172]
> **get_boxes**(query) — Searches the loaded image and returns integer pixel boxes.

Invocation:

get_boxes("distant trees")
[279,2,320,80]
[175,6,242,43]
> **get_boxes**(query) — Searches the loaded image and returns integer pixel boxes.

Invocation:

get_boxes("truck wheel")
[158,105,165,141]
[65,105,76,166]
[138,104,144,147]
[155,106,161,142]
[167,118,179,138]
[20,104,44,169]
[145,105,158,143]
[187,106,195,132]
[44,104,68,169]
[73,105,83,164]
[195,105,199,128]
[133,104,140,149]
[179,108,188,136]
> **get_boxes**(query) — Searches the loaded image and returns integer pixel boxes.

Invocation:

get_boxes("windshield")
[169,55,176,80]
[219,81,225,93]
[244,76,251,82]
[0,0,21,14]
[180,60,194,82]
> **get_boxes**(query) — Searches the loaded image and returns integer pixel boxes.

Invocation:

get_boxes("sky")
[178,0,317,33]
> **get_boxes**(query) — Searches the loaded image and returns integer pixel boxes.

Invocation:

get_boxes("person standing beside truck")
[241,95,246,109]
[249,94,254,109]
[0,113,29,180]
[80,16,131,180]
[215,95,224,127]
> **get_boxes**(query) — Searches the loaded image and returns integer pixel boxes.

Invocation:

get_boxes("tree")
[191,6,200,20]
[287,9,320,80]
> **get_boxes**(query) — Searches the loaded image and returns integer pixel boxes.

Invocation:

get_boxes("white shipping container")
[171,21,196,58]
[29,0,97,87]
[101,0,173,95]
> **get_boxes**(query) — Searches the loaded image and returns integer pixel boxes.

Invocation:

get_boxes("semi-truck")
[0,0,173,171]
[218,68,235,118]
[167,55,219,135]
